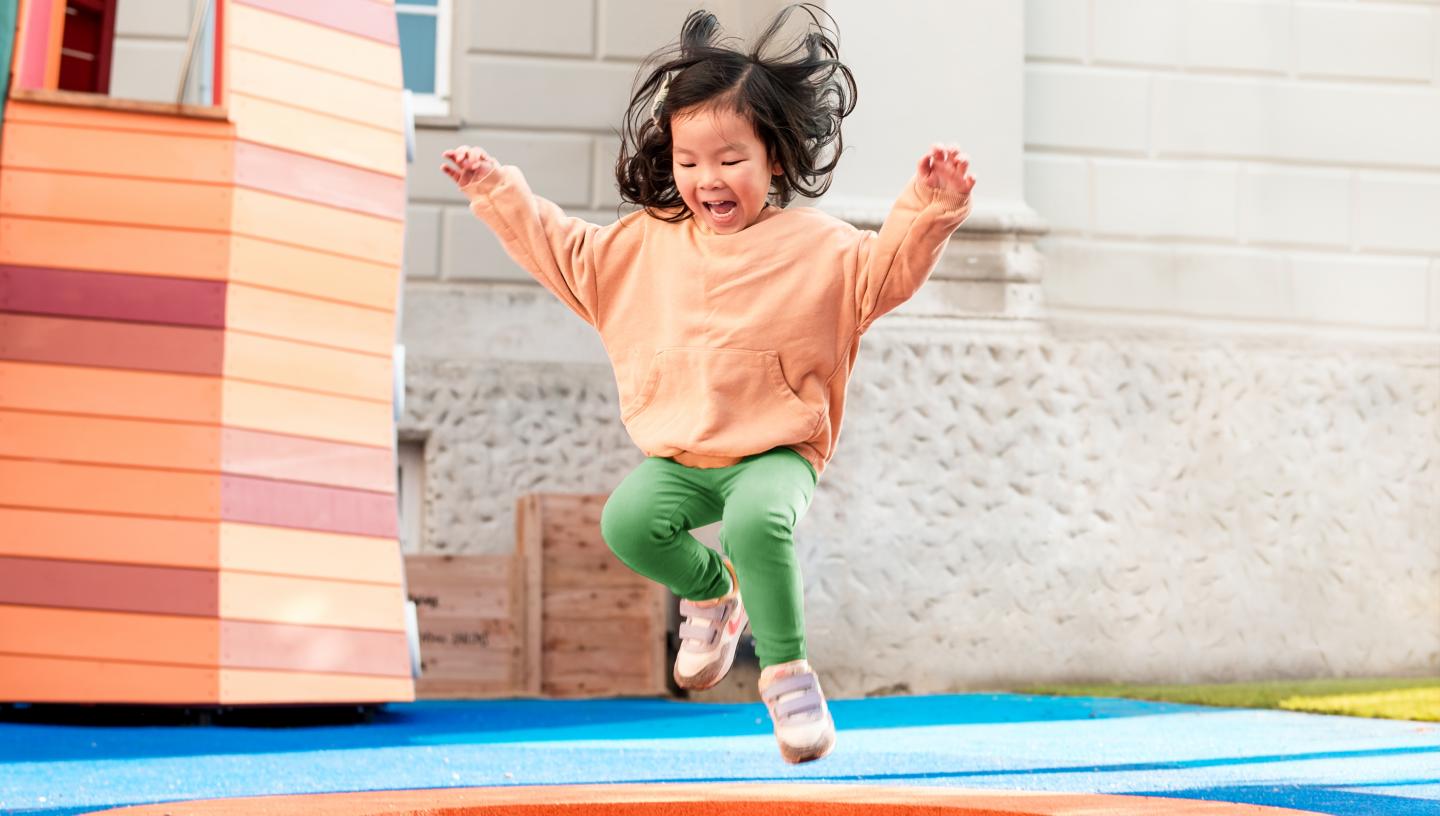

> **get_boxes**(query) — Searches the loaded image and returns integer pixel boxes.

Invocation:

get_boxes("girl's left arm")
[854,145,976,333]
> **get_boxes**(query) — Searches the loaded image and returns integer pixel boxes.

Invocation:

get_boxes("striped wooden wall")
[0,0,413,704]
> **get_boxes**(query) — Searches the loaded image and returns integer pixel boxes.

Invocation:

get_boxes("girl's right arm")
[442,145,613,327]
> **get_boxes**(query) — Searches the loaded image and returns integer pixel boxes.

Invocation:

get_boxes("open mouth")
[702,200,738,222]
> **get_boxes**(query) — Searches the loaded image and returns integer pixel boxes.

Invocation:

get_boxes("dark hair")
[614,3,857,222]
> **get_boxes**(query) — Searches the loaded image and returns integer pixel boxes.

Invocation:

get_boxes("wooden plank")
[0,654,218,703]
[542,556,649,589]
[221,428,395,493]
[235,141,405,221]
[219,571,407,631]
[219,522,404,585]
[230,93,405,178]
[542,586,662,620]
[517,495,545,695]
[232,188,403,267]
[223,379,394,448]
[0,459,222,519]
[0,555,218,616]
[224,330,394,401]
[225,284,396,356]
[0,120,234,182]
[5,89,229,123]
[0,264,228,327]
[0,217,229,280]
[234,0,399,45]
[227,48,404,133]
[219,667,413,704]
[0,167,232,230]
[0,604,218,666]
[542,620,660,656]
[0,507,218,568]
[0,361,222,423]
[220,619,410,677]
[0,409,221,471]
[220,474,398,538]
[0,313,224,375]
[3,98,233,136]
[229,235,399,311]
[226,5,400,88]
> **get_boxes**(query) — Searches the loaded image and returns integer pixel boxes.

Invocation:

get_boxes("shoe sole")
[778,726,835,764]
[673,610,748,691]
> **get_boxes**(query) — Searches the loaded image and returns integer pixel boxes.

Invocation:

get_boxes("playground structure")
[0,0,416,704]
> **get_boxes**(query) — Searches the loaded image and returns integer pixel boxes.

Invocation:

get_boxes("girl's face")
[670,105,781,235]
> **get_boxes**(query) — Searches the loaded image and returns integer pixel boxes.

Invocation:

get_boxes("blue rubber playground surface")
[2,694,1437,815]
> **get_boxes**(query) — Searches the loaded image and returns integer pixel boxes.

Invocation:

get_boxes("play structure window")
[57,0,116,94]
[397,0,451,116]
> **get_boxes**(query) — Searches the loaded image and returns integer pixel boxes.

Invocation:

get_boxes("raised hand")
[916,143,976,199]
[442,145,499,188]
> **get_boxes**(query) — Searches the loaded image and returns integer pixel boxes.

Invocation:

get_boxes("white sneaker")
[672,558,747,691]
[759,660,836,763]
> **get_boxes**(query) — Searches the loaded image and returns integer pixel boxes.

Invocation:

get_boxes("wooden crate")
[517,493,670,698]
[404,553,535,698]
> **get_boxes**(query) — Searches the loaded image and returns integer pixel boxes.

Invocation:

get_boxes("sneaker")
[759,660,836,763]
[672,558,748,691]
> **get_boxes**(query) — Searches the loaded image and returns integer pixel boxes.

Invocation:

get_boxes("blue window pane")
[398,0,439,6]
[398,13,437,94]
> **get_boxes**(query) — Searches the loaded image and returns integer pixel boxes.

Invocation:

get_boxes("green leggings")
[599,447,818,668]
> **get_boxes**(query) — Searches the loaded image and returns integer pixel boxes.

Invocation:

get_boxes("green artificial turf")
[1016,676,1440,722]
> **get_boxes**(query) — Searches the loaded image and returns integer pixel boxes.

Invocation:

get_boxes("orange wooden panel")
[219,522,402,584]
[0,654,218,703]
[0,410,221,470]
[223,381,394,448]
[0,361,222,423]
[232,188,403,266]
[230,94,405,177]
[2,100,235,138]
[0,313,223,375]
[220,428,395,493]
[0,605,219,666]
[0,121,235,182]
[0,507,218,567]
[0,217,229,280]
[0,168,231,230]
[226,285,395,356]
[226,48,403,132]
[227,5,401,88]
[219,571,406,630]
[229,235,398,311]
[0,459,221,518]
[219,667,413,704]
[222,619,410,677]
[224,331,393,401]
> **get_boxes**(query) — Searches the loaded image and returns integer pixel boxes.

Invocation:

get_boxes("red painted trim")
[0,265,227,328]
[221,475,398,538]
[234,142,406,221]
[221,619,410,676]
[232,0,398,46]
[212,0,225,106]
[95,0,117,94]
[0,555,218,617]
[0,313,224,376]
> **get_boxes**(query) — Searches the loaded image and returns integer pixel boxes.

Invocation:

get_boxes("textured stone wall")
[401,306,1440,697]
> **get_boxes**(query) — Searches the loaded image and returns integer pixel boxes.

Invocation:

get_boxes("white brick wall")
[1025,0,1440,333]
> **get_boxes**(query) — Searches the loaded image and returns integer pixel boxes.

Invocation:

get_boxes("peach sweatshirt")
[463,166,971,479]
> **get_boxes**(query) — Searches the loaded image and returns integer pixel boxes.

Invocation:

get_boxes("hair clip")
[650,73,673,129]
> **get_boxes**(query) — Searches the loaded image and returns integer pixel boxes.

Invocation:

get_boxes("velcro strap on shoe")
[678,621,719,646]
[760,672,814,703]
[678,599,728,621]
[777,694,822,720]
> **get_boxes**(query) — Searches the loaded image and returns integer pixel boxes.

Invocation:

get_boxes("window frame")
[395,0,452,118]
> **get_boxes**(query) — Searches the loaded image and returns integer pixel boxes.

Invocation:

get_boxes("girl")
[443,4,974,764]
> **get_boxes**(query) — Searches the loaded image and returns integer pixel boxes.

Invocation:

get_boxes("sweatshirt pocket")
[622,347,823,456]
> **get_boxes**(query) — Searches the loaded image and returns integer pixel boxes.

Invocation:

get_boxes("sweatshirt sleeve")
[853,176,972,333]
[462,165,608,326]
